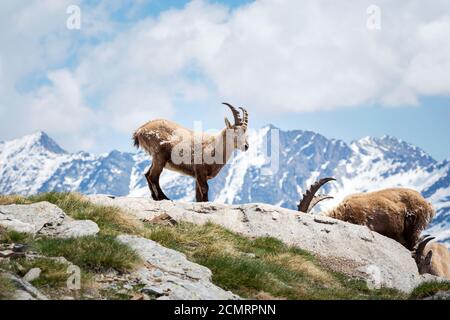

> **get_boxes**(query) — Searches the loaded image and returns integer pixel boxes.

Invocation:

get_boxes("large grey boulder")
[90,196,426,293]
[117,235,239,300]
[0,202,99,238]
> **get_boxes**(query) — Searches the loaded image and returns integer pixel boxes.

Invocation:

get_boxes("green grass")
[1,194,142,272]
[33,235,141,273]
[1,194,142,299]
[144,221,406,300]
[0,274,15,300]
[27,192,141,236]
[0,228,32,244]
[6,257,73,288]
[409,281,450,299]
[1,224,141,299]
[0,255,100,299]
[1,192,141,236]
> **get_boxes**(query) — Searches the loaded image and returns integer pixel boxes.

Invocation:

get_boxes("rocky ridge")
[0,201,238,300]
[1,197,447,300]
[88,195,442,293]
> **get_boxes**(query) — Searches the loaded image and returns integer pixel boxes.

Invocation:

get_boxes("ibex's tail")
[132,131,140,149]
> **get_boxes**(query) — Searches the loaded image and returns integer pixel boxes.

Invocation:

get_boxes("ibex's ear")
[224,117,232,129]
[425,250,433,266]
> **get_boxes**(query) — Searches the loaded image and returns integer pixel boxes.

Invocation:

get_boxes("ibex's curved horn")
[298,177,336,213]
[222,102,242,126]
[307,195,334,213]
[239,107,248,129]
[415,235,435,262]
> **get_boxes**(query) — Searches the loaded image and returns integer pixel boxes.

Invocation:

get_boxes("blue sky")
[1,0,449,160]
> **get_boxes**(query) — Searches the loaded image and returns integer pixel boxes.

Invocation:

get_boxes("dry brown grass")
[0,195,27,205]
[265,253,337,286]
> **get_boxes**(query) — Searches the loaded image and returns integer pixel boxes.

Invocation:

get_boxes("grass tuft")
[26,192,141,236]
[0,274,15,300]
[0,195,28,205]
[409,281,450,299]
[7,258,71,289]
[33,235,141,273]
[0,228,32,244]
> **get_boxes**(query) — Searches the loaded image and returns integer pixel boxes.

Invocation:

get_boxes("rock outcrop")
[117,235,239,300]
[0,202,99,238]
[89,196,434,293]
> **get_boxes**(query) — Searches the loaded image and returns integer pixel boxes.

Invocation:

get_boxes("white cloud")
[27,69,94,133]
[1,0,450,151]
[72,0,450,115]
[201,0,450,111]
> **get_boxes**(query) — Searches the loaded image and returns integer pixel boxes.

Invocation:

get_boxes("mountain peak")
[352,134,435,168]
[5,131,67,155]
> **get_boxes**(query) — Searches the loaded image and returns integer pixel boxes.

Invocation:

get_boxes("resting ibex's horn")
[239,107,248,129]
[414,235,435,262]
[222,102,242,126]
[298,177,336,213]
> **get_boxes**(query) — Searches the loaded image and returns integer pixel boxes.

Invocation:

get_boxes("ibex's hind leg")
[145,170,157,200]
[145,165,158,200]
[145,158,170,201]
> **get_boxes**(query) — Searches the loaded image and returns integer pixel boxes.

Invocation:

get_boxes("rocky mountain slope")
[89,195,437,293]
[0,200,238,300]
[1,196,446,299]
[0,129,449,245]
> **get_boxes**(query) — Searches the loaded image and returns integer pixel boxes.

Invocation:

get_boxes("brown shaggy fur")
[132,104,248,202]
[326,188,435,250]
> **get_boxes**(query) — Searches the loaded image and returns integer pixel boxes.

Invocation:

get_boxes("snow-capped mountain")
[1,129,449,246]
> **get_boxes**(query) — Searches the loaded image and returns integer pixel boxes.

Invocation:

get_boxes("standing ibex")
[298,178,435,250]
[414,235,450,280]
[133,103,249,202]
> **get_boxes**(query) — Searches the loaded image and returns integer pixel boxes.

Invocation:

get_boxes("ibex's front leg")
[195,169,209,202]
[145,157,170,201]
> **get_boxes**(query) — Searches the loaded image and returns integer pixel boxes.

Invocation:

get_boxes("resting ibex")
[133,103,249,202]
[414,235,450,280]
[298,178,435,250]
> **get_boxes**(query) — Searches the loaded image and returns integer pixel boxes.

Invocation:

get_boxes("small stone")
[131,293,144,300]
[13,244,27,252]
[123,284,133,290]
[141,285,164,296]
[16,264,25,272]
[153,270,164,278]
[55,220,100,238]
[23,268,42,282]
[147,213,177,226]
[0,250,15,258]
